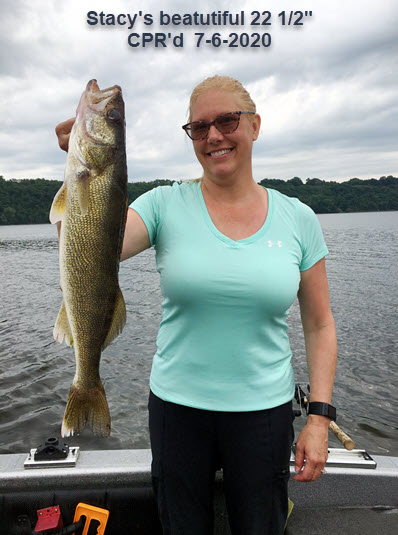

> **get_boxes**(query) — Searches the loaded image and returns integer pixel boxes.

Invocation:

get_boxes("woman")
[56,75,337,535]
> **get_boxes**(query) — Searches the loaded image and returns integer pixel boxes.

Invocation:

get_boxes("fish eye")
[107,109,121,121]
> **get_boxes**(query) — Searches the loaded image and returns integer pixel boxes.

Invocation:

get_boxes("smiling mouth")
[208,148,233,157]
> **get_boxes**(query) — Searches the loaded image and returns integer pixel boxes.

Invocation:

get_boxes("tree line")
[0,175,397,225]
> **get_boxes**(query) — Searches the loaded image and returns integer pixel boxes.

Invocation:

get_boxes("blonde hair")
[189,75,256,121]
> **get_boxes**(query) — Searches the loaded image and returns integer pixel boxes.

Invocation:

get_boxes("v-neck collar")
[196,182,273,247]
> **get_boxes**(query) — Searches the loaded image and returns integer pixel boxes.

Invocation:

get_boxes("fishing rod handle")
[328,420,355,450]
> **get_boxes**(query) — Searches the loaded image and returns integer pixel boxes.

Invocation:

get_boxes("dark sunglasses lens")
[185,113,241,139]
[215,113,240,133]
[189,123,209,140]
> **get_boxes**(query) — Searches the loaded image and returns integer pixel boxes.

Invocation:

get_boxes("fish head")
[71,80,126,171]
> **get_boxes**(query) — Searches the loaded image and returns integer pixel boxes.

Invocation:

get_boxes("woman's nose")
[207,123,223,142]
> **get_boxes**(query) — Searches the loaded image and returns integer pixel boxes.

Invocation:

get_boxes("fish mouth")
[86,79,100,93]
[75,80,125,137]
[75,80,123,121]
[83,80,123,110]
[86,79,121,95]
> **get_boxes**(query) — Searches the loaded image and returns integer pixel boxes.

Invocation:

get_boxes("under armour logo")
[267,240,283,248]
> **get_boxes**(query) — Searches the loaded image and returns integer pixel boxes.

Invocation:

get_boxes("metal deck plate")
[24,447,80,469]
[290,448,377,469]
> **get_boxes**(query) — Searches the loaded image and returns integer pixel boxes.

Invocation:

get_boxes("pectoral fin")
[53,300,73,346]
[102,287,126,350]
[76,169,91,217]
[49,183,67,224]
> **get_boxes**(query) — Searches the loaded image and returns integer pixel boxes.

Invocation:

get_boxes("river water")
[0,211,397,456]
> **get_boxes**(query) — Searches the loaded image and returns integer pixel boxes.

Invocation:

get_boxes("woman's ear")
[252,114,261,141]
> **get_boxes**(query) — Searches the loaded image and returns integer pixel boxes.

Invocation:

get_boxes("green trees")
[0,175,397,225]
[0,176,62,225]
[127,179,175,204]
[0,176,177,225]
[259,175,398,214]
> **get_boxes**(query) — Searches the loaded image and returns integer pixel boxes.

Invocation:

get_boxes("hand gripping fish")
[50,80,128,437]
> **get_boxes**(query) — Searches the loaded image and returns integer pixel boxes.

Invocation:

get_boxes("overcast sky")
[1,0,397,183]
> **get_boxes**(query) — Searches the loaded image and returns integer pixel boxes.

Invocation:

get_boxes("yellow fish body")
[50,80,128,437]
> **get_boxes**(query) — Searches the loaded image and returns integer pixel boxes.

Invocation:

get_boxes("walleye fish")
[50,80,128,437]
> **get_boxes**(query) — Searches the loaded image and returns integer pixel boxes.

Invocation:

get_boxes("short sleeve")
[296,200,329,271]
[129,185,174,245]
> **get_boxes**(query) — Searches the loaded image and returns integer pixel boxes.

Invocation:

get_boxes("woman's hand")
[55,117,76,152]
[293,414,329,482]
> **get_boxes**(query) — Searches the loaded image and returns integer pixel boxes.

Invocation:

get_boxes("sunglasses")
[182,111,255,141]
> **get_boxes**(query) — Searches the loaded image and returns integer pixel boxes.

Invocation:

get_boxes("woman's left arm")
[294,257,338,482]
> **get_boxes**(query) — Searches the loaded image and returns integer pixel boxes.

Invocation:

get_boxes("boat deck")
[1,449,397,534]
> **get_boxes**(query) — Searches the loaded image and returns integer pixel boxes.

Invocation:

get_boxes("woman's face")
[190,89,260,184]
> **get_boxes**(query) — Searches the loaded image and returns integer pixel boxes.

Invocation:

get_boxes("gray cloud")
[1,0,397,182]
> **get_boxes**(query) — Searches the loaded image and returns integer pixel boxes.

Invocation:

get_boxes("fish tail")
[61,381,111,437]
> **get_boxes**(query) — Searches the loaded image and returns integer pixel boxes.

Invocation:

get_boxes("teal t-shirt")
[130,181,328,411]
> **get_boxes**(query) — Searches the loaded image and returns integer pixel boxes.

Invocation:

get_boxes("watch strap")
[307,402,336,421]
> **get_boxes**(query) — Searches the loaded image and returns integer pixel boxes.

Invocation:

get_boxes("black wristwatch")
[307,402,337,421]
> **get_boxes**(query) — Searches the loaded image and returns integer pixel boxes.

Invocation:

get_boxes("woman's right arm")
[55,119,151,260]
[120,208,151,261]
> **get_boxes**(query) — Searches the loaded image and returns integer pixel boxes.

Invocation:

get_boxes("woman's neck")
[201,174,261,206]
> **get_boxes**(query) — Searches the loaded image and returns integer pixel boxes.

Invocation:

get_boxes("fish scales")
[50,80,128,437]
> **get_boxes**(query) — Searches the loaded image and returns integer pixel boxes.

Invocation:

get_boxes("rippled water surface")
[0,212,397,456]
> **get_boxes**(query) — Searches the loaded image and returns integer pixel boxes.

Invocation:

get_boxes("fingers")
[294,457,325,482]
[55,117,76,152]
[293,431,328,482]
[294,446,304,476]
[294,443,327,482]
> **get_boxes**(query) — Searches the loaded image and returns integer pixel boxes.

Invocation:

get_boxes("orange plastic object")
[72,503,110,535]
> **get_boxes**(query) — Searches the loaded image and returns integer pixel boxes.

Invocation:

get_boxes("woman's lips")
[207,148,234,158]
